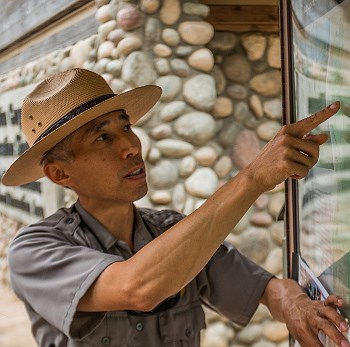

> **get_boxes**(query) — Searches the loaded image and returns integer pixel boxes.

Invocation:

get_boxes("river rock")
[153,43,172,57]
[107,28,125,45]
[214,156,232,178]
[218,122,241,148]
[160,0,181,25]
[264,98,282,120]
[98,20,117,41]
[122,52,157,86]
[96,4,113,23]
[264,247,283,275]
[117,6,144,31]
[183,74,216,111]
[202,322,235,347]
[251,212,273,226]
[147,147,161,163]
[268,192,285,219]
[250,71,282,96]
[150,190,172,204]
[141,0,160,14]
[170,59,191,77]
[175,45,193,57]
[111,78,126,93]
[227,84,248,100]
[132,127,150,159]
[70,39,91,68]
[268,35,281,69]
[212,97,233,118]
[178,21,214,45]
[254,194,269,210]
[241,33,267,61]
[160,101,186,122]
[194,146,218,166]
[223,54,251,83]
[250,94,264,118]
[117,36,143,56]
[256,121,281,141]
[234,101,253,121]
[208,32,237,52]
[106,60,123,77]
[270,221,284,246]
[236,324,262,344]
[239,227,270,263]
[156,139,194,157]
[162,28,180,46]
[97,41,114,59]
[155,58,170,75]
[172,183,186,212]
[145,18,161,42]
[262,322,288,342]
[183,2,210,17]
[93,58,111,74]
[188,48,214,72]
[148,160,178,188]
[251,305,272,323]
[232,130,261,169]
[150,124,172,139]
[211,66,226,94]
[185,168,218,198]
[179,155,197,177]
[155,75,182,101]
[175,112,216,145]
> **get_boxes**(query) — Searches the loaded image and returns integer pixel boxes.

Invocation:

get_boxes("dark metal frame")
[279,0,300,280]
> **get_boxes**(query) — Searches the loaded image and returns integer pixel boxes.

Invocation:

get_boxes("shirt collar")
[74,200,153,252]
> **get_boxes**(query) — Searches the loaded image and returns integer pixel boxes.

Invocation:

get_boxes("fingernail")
[329,101,339,109]
[341,339,350,347]
[340,322,349,331]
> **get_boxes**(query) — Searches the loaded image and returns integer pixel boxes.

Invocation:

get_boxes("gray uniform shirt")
[8,201,274,347]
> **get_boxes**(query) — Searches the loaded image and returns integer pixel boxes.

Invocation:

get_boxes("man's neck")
[78,199,135,250]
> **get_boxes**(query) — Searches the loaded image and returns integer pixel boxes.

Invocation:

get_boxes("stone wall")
[0,0,288,346]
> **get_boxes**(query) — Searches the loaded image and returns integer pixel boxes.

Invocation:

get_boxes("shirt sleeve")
[7,225,122,339]
[196,241,274,326]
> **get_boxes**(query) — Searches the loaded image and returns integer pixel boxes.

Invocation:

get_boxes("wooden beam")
[202,0,278,5]
[206,5,279,32]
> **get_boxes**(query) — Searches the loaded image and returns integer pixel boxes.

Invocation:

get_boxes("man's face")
[62,110,147,207]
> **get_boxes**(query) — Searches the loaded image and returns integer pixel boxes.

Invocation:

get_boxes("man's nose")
[120,136,141,159]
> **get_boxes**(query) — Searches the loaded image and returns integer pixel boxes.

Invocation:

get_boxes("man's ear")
[43,163,72,188]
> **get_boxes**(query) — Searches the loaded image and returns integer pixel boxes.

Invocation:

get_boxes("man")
[2,68,349,347]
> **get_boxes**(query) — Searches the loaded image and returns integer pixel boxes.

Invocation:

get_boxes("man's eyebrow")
[82,111,130,138]
[85,119,111,138]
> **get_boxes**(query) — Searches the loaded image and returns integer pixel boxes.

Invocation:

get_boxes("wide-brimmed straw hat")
[1,68,162,186]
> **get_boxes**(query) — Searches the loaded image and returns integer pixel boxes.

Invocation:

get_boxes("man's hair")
[40,132,75,166]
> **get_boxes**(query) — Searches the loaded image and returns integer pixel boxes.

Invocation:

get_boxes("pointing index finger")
[286,101,340,138]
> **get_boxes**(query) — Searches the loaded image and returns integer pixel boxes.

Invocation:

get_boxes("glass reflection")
[291,0,350,319]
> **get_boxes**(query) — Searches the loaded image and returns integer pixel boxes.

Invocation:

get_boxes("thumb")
[303,133,329,145]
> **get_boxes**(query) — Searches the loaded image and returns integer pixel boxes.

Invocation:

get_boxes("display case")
[280,0,350,345]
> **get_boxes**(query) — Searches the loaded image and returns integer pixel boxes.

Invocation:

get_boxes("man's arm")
[260,278,349,347]
[78,103,340,312]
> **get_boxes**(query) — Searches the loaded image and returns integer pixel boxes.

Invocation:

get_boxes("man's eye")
[96,133,110,141]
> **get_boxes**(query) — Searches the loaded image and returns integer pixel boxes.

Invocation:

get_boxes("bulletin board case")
[280,0,350,345]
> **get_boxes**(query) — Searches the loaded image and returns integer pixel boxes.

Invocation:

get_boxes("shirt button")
[136,322,143,331]
[101,336,110,345]
[66,218,74,224]
[185,328,192,337]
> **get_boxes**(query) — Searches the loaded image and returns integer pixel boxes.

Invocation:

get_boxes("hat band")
[33,94,115,145]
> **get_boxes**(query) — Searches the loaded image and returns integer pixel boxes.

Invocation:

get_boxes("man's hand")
[244,101,340,192]
[260,278,349,347]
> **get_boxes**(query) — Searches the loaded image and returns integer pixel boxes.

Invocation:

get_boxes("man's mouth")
[124,165,145,178]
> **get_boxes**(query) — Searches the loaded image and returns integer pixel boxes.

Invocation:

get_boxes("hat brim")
[1,85,162,186]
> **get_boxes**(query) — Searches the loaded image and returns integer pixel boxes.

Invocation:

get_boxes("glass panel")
[290,0,350,319]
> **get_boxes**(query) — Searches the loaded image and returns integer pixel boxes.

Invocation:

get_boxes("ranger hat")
[1,68,161,186]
